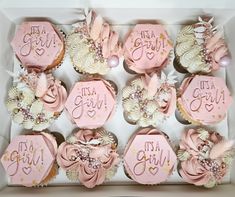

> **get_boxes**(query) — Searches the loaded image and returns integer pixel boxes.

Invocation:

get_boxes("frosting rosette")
[175,16,231,74]
[57,128,120,188]
[177,128,235,188]
[5,70,67,131]
[67,10,122,75]
[122,71,177,127]
[40,78,67,113]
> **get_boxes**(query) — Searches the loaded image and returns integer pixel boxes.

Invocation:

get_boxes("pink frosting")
[141,73,176,116]
[124,24,173,74]
[123,128,177,184]
[178,128,228,186]
[178,75,233,124]
[11,21,64,71]
[88,11,123,60]
[57,129,120,188]
[205,31,230,70]
[74,10,122,66]
[40,79,67,113]
[20,71,67,113]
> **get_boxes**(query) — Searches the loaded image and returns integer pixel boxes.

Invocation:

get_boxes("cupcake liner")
[37,163,59,187]
[173,55,189,74]
[176,101,201,125]
[45,27,67,73]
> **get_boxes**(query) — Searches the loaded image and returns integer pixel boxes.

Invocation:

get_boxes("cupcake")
[123,127,177,185]
[67,10,122,75]
[177,128,235,188]
[175,17,231,74]
[57,128,120,188]
[0,131,62,187]
[177,75,232,125]
[6,70,67,131]
[122,71,177,127]
[124,24,173,74]
[65,77,117,129]
[11,21,65,72]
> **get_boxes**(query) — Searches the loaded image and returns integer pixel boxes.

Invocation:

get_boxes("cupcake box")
[0,0,235,196]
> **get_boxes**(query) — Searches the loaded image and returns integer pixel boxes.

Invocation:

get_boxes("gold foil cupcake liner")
[176,101,201,125]
[46,26,67,73]
[37,163,59,187]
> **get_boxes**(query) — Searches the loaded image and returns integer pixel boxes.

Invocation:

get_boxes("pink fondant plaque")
[182,76,232,124]
[11,22,63,70]
[65,80,115,128]
[124,24,173,69]
[124,135,176,184]
[0,135,54,186]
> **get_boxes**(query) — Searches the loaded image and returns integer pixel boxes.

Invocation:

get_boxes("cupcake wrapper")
[176,101,201,125]
[46,27,67,73]
[37,163,59,187]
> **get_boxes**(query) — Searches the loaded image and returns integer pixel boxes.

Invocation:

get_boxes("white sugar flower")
[43,110,55,119]
[138,116,151,127]
[8,87,19,99]
[13,111,24,124]
[33,121,50,131]
[153,112,165,124]
[123,99,138,112]
[198,128,209,140]
[177,150,191,161]
[146,101,157,114]
[131,78,144,89]
[105,166,118,181]
[23,119,34,129]
[128,109,141,122]
[6,100,18,111]
[122,86,134,99]
[30,100,43,115]
[66,135,78,144]
[22,89,35,106]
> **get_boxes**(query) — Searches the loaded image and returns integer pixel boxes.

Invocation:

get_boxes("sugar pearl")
[219,55,231,67]
[107,55,119,68]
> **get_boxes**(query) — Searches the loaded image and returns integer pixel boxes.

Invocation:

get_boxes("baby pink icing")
[178,129,228,186]
[141,73,176,116]
[0,134,56,187]
[124,24,173,73]
[87,11,123,61]
[123,128,177,185]
[65,79,116,129]
[205,31,230,70]
[57,129,120,188]
[20,71,67,113]
[11,21,64,71]
[40,79,67,113]
[178,75,232,124]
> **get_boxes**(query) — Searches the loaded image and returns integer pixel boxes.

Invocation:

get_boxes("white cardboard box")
[0,0,235,196]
